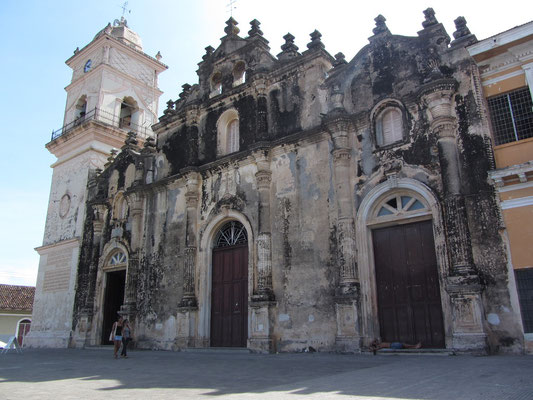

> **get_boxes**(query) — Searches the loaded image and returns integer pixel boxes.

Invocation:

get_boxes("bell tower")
[26,18,167,348]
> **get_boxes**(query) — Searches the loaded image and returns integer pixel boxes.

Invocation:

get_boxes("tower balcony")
[50,107,151,142]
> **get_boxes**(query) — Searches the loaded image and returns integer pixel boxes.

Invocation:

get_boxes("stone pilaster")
[179,171,200,308]
[325,117,359,297]
[121,192,144,321]
[324,113,361,352]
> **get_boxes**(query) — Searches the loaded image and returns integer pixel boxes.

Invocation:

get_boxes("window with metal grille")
[214,221,247,248]
[515,268,533,333]
[487,87,533,145]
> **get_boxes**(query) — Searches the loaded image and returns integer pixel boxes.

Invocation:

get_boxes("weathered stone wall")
[71,14,526,354]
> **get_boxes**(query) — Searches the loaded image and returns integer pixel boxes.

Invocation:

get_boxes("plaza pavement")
[0,348,532,399]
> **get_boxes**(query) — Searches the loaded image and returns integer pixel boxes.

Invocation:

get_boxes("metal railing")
[51,107,150,141]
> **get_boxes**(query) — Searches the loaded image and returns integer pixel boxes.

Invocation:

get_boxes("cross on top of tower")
[226,0,237,18]
[120,1,131,17]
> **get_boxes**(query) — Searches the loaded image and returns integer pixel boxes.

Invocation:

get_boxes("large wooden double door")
[211,244,248,347]
[372,220,445,347]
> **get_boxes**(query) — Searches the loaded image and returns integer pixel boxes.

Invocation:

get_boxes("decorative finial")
[203,46,215,61]
[422,8,438,28]
[373,14,388,35]
[333,52,347,67]
[278,33,300,60]
[104,23,112,34]
[453,16,471,39]
[307,30,325,51]
[281,33,298,52]
[106,148,118,166]
[124,131,138,147]
[164,99,175,115]
[248,19,263,37]
[155,51,162,61]
[142,136,156,153]
[224,17,240,36]
[179,83,192,99]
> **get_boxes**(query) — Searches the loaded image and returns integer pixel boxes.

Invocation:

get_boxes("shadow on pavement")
[0,349,532,399]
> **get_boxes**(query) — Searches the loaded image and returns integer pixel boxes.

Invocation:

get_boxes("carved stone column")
[249,149,276,353]
[421,79,477,277]
[420,78,486,351]
[179,171,199,308]
[324,112,361,352]
[253,150,275,301]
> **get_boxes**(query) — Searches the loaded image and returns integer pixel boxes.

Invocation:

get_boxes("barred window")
[487,87,533,145]
[214,221,247,248]
[515,268,533,333]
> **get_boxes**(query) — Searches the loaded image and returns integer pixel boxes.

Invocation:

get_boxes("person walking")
[109,316,124,359]
[121,319,133,358]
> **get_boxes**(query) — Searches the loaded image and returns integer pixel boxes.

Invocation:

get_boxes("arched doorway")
[370,192,445,348]
[210,220,248,347]
[101,250,127,345]
[17,319,31,346]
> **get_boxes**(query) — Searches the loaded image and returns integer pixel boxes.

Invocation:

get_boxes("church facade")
[32,10,528,353]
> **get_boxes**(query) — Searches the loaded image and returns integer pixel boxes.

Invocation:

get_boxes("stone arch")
[356,177,452,347]
[197,209,255,345]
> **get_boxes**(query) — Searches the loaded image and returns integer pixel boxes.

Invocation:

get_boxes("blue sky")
[0,0,531,286]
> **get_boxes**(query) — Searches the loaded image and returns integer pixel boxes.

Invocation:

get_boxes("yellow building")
[468,21,533,352]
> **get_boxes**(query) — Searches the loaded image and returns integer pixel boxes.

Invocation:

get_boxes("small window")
[211,72,222,97]
[109,251,127,266]
[226,119,239,154]
[376,107,403,147]
[233,61,246,86]
[487,87,533,146]
[217,109,239,156]
[375,194,428,220]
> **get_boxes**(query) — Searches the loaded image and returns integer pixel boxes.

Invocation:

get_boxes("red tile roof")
[0,284,35,312]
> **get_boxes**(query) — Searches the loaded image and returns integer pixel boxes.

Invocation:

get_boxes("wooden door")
[211,244,248,347]
[372,220,445,347]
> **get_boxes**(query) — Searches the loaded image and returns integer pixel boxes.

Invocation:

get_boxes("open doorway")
[101,269,126,345]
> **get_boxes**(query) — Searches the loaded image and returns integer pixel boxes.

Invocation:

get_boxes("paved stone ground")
[0,348,532,399]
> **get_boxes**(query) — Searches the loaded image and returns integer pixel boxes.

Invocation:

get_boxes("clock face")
[84,59,92,73]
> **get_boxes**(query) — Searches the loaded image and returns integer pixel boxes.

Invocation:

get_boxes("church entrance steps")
[375,348,456,356]
[182,347,251,354]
